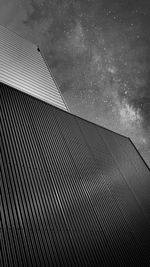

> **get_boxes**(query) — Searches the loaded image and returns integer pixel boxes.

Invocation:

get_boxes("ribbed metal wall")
[0,24,68,111]
[1,83,150,266]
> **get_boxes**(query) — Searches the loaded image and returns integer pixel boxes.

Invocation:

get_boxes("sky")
[0,0,150,167]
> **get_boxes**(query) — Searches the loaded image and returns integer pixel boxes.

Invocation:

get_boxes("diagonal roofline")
[0,24,68,111]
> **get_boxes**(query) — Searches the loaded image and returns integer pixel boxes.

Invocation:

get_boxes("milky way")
[0,0,150,166]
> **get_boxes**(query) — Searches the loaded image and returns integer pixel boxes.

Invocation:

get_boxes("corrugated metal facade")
[1,83,150,266]
[0,25,68,111]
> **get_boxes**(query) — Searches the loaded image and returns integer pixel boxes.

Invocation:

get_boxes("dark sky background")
[0,0,150,167]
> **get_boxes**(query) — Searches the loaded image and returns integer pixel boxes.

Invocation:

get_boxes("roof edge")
[128,138,150,171]
[38,45,70,112]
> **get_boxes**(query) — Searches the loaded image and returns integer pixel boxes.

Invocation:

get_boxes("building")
[1,25,150,266]
[0,25,68,111]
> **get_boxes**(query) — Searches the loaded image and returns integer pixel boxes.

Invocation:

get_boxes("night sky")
[1,0,150,167]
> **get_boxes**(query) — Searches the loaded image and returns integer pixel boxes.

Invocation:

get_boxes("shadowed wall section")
[1,83,150,266]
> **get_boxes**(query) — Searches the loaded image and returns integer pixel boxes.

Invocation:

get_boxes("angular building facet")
[0,24,68,111]
[1,25,150,266]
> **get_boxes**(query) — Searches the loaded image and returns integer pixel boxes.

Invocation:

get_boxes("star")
[0,0,150,167]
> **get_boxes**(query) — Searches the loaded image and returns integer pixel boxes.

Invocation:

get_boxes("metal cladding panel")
[0,24,67,111]
[94,126,150,220]
[1,83,150,266]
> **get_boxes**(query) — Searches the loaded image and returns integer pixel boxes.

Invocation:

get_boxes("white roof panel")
[0,25,68,111]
